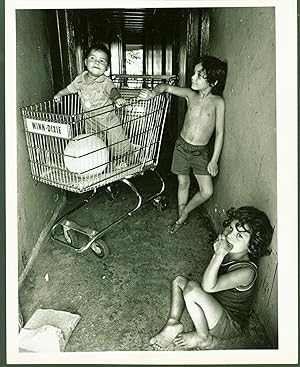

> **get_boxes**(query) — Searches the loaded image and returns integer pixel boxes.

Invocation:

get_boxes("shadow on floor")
[19,170,272,352]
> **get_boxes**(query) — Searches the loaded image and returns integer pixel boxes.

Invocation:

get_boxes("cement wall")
[206,7,277,346]
[16,10,65,277]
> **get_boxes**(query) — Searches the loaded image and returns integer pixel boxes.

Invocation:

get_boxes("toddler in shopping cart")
[53,43,139,167]
[148,206,273,350]
[139,55,227,234]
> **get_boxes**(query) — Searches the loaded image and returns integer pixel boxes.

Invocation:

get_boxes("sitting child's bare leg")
[174,280,222,350]
[149,318,184,349]
[150,275,188,349]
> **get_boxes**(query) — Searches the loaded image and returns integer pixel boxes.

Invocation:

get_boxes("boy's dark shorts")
[209,309,241,339]
[171,135,210,176]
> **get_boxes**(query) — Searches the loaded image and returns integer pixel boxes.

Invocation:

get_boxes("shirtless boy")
[139,56,228,233]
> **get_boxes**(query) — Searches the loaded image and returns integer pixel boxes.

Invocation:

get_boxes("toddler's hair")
[196,55,228,96]
[223,206,273,259]
[85,43,111,64]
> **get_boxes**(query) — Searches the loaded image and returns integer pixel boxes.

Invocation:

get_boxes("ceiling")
[104,9,157,33]
[91,8,181,35]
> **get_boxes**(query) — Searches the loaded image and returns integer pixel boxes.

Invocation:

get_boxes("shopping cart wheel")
[153,195,168,212]
[105,183,120,200]
[90,239,110,259]
[63,227,78,247]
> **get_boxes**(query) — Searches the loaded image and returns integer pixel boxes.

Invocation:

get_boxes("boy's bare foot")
[174,331,214,350]
[167,221,187,234]
[178,203,186,218]
[149,319,184,349]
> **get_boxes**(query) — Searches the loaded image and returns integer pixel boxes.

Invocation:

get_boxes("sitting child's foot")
[149,319,183,350]
[174,331,214,350]
[167,220,187,234]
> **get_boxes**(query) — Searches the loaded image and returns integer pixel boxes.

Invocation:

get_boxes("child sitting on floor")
[149,206,273,350]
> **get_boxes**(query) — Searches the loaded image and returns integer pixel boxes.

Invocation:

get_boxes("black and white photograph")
[5,0,297,364]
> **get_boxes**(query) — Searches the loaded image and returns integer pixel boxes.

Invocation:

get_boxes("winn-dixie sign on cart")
[25,118,72,139]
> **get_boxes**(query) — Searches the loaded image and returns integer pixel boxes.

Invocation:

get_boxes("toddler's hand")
[138,89,155,100]
[207,160,218,177]
[115,97,126,108]
[53,94,62,103]
[213,234,233,256]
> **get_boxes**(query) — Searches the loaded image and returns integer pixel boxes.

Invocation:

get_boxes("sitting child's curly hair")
[223,206,274,259]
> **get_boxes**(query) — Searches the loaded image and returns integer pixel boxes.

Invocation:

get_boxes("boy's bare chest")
[188,98,215,119]
[185,98,215,130]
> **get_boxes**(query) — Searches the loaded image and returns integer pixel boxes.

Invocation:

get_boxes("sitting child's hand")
[115,98,126,108]
[138,89,155,100]
[213,234,233,256]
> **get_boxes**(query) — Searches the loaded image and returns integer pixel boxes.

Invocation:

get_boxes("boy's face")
[85,49,109,78]
[191,63,211,91]
[224,220,251,254]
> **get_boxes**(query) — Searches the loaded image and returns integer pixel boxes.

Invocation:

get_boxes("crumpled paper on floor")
[18,308,81,352]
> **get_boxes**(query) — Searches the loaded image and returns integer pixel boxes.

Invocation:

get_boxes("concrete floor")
[19,170,272,352]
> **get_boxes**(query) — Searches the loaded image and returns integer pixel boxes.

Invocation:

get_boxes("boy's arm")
[201,235,255,292]
[207,98,225,177]
[139,84,192,100]
[53,88,72,102]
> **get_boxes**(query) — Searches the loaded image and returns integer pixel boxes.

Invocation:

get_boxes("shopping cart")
[21,75,176,259]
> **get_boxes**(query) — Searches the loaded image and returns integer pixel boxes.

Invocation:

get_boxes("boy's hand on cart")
[138,89,155,100]
[115,97,127,108]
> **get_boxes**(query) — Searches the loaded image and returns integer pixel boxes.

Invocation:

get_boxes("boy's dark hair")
[196,55,228,96]
[85,43,111,64]
[223,206,273,259]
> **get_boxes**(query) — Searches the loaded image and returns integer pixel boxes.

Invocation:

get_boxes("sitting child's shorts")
[209,309,242,339]
[171,135,210,175]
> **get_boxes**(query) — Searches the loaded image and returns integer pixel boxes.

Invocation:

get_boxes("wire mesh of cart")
[21,74,176,259]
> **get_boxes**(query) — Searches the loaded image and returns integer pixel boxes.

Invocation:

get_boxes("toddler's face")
[85,49,109,77]
[223,220,251,254]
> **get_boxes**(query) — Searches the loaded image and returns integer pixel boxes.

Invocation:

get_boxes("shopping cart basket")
[21,74,176,259]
